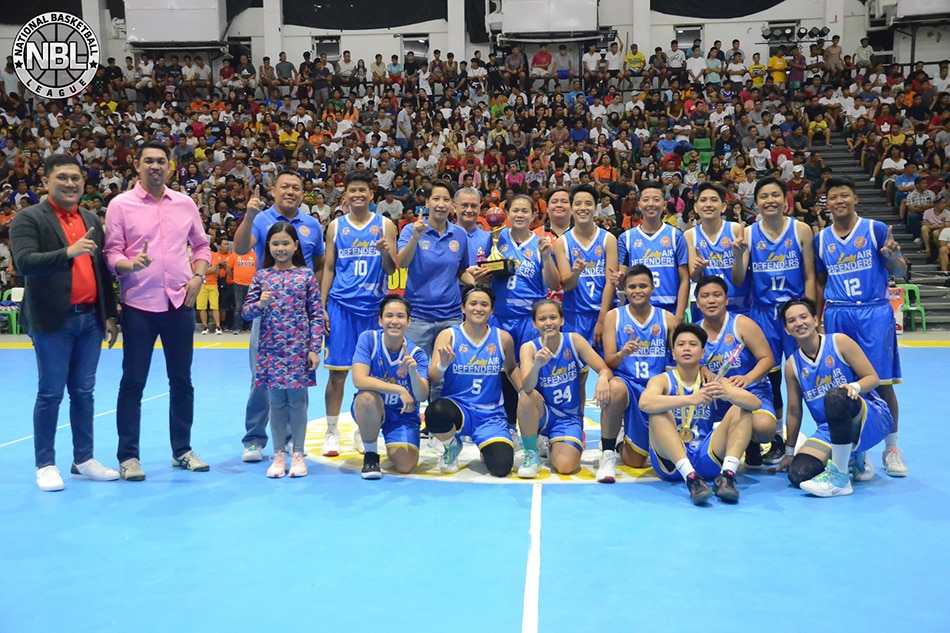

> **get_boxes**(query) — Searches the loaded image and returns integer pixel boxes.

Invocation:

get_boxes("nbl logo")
[12,13,100,99]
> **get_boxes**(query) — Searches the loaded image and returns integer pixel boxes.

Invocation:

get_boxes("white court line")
[0,392,169,449]
[521,483,542,633]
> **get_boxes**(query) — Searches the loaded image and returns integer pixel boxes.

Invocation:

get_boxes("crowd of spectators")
[1,32,950,316]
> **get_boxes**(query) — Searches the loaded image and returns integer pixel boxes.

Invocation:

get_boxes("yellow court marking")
[0,341,251,350]
[898,340,950,348]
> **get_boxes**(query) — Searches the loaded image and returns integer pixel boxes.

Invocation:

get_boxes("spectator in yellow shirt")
[624,44,647,88]
[767,47,788,87]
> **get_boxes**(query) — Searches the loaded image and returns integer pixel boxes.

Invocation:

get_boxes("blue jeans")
[232,284,250,331]
[242,317,272,448]
[30,308,104,468]
[116,303,196,462]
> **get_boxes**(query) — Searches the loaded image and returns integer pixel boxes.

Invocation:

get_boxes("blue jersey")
[693,221,750,312]
[612,305,671,384]
[398,222,471,321]
[748,218,806,311]
[328,214,387,316]
[563,227,608,315]
[618,224,687,310]
[664,369,714,440]
[465,226,493,265]
[815,217,890,306]
[441,325,505,411]
[791,333,887,427]
[699,313,768,391]
[529,333,587,419]
[351,330,429,415]
[492,228,549,317]
[251,206,325,270]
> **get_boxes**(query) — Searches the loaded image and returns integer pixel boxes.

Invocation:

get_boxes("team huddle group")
[12,146,909,504]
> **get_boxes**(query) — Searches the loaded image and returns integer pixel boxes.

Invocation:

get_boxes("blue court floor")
[1,342,948,632]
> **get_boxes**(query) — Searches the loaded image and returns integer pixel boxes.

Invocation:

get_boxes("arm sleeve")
[9,212,70,276]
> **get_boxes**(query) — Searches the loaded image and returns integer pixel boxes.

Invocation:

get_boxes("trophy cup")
[478,222,516,276]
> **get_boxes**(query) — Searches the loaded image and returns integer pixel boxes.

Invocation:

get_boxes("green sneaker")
[800,462,853,497]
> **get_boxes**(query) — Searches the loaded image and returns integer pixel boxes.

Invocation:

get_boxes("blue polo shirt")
[465,226,493,264]
[251,206,326,271]
[398,221,471,321]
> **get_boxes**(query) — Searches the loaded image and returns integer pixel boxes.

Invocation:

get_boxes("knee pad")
[788,453,825,488]
[481,442,514,477]
[424,399,462,435]
[769,371,784,412]
[823,388,862,445]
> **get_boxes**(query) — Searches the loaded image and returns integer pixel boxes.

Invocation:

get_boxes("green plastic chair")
[699,150,713,167]
[1,287,23,335]
[898,283,926,332]
[693,138,712,151]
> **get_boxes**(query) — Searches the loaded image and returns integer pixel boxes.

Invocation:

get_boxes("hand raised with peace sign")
[246,185,266,216]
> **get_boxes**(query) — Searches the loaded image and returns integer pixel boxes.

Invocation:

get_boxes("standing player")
[814,176,906,476]
[774,298,894,497]
[599,265,677,482]
[517,299,616,478]
[732,177,816,464]
[694,276,777,469]
[686,182,750,317]
[426,286,521,477]
[615,182,690,321]
[321,170,398,456]
[351,295,429,480]
[641,323,759,505]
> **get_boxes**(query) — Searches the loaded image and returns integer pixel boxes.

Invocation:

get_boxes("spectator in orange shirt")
[216,238,237,332]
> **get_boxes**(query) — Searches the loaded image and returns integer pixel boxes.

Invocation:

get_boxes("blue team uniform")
[528,333,587,451]
[398,222,471,322]
[692,221,751,316]
[440,325,512,449]
[350,331,430,449]
[251,206,325,268]
[325,214,388,369]
[649,369,723,481]
[562,227,609,340]
[490,228,550,360]
[815,218,901,384]
[611,305,672,455]
[618,224,687,313]
[699,312,775,420]
[790,334,893,451]
[747,218,806,368]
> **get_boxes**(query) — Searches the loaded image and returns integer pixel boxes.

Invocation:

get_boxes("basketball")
[485,207,507,227]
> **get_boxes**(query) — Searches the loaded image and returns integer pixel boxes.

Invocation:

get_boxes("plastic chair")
[1,287,23,334]
[699,150,713,167]
[898,283,926,332]
[693,138,712,151]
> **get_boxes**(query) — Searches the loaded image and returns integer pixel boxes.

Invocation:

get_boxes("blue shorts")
[557,70,570,80]
[824,303,901,384]
[750,303,798,369]
[325,299,378,370]
[350,396,422,450]
[619,377,649,456]
[539,406,584,452]
[449,398,513,450]
[563,311,598,343]
[713,380,776,421]
[650,432,723,482]
[807,395,894,453]
[490,313,538,363]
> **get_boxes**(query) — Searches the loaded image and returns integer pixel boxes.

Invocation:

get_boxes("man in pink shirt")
[104,142,211,481]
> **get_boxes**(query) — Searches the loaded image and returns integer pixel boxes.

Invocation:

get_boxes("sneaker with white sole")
[849,452,875,482]
[361,452,382,480]
[119,458,146,481]
[596,449,618,483]
[322,430,341,456]
[70,459,119,481]
[518,449,542,479]
[510,430,523,453]
[216,328,223,335]
[36,465,65,491]
[201,328,209,335]
[171,450,210,472]
[267,452,286,478]
[882,446,908,477]
[537,435,550,459]
[289,452,308,477]
[440,437,462,474]
[242,444,263,463]
[800,462,853,497]
[353,428,365,454]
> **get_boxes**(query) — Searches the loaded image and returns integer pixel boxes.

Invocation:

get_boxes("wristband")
[786,446,796,457]
[437,362,448,373]
[847,381,861,396]
[193,273,203,280]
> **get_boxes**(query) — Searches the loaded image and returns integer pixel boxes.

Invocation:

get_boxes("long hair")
[261,221,306,269]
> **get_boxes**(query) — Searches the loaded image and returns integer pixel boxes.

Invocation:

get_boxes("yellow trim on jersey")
[384,442,419,453]
[549,435,583,450]
[623,435,649,457]
[878,378,903,385]
[324,364,352,371]
[477,437,515,450]
[754,409,778,421]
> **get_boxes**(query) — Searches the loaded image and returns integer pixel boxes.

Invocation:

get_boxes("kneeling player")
[426,286,521,477]
[517,299,616,478]
[775,298,894,497]
[640,323,760,505]
[351,295,430,479]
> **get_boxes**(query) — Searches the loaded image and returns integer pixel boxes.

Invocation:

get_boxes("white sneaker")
[882,446,908,477]
[518,449,542,479]
[216,328,223,335]
[242,444,263,463]
[267,452,286,478]
[913,237,923,245]
[352,428,365,454]
[537,435,550,459]
[440,437,462,474]
[36,465,65,492]
[596,450,618,483]
[848,452,875,482]
[322,429,341,456]
[70,459,119,481]
[800,463,853,497]
[201,328,209,335]
[510,430,523,453]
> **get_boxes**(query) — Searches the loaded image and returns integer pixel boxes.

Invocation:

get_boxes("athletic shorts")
[563,310,598,341]
[824,302,902,384]
[713,380,776,421]
[448,398,513,450]
[619,377,649,456]
[557,70,570,80]
[196,284,219,310]
[650,432,723,482]
[490,313,538,363]
[750,303,798,369]
[539,406,584,452]
[325,298,378,370]
[807,395,894,453]
[350,395,421,451]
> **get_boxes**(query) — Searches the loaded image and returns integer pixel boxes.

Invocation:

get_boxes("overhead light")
[798,27,809,39]
[761,26,772,39]
[818,27,830,37]
[771,27,784,38]
[783,27,794,37]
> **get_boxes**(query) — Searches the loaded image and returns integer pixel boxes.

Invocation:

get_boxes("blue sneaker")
[440,437,462,474]
[800,462,853,497]
[518,449,542,479]
[849,452,874,482]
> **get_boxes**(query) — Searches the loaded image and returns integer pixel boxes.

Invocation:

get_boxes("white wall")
[894,25,950,77]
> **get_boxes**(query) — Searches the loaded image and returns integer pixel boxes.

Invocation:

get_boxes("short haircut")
[624,264,654,285]
[754,176,787,198]
[379,293,412,318]
[136,140,170,160]
[44,153,81,175]
[275,170,303,185]
[531,298,563,320]
[824,175,856,194]
[780,297,818,323]
[639,180,665,196]
[696,182,727,202]
[462,284,495,307]
[671,322,708,348]
[695,274,728,296]
[427,180,456,199]
[455,187,482,203]
[344,169,373,188]
[545,186,570,203]
[570,183,598,204]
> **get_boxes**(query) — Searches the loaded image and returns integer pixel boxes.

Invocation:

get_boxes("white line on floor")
[521,483,542,633]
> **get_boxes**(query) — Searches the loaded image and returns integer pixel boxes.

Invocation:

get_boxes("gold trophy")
[477,217,516,276]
